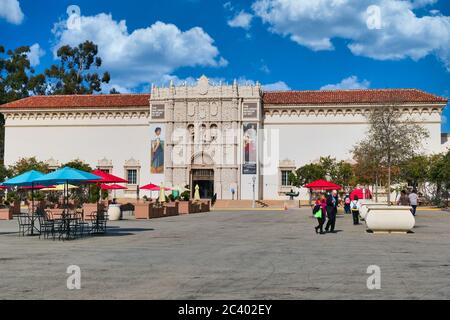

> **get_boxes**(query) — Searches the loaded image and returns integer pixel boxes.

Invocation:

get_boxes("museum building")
[0,76,448,201]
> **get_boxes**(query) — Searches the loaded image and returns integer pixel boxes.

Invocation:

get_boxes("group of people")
[397,189,419,216]
[312,191,361,235]
[313,190,341,234]
[312,188,420,234]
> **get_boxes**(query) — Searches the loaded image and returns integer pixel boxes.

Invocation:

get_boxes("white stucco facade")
[1,76,448,201]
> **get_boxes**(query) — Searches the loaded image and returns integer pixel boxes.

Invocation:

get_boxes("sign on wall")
[243,103,258,119]
[150,124,165,174]
[151,104,165,120]
[243,123,257,175]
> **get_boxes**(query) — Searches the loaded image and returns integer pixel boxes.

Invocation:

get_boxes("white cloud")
[252,0,450,71]
[27,43,45,67]
[52,13,227,88]
[0,0,24,24]
[320,76,370,90]
[228,10,254,30]
[263,81,290,91]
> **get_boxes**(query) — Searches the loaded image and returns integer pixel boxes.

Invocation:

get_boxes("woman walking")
[313,195,326,234]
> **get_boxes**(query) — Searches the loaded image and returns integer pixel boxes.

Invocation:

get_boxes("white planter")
[360,203,387,220]
[366,206,415,233]
[108,204,121,221]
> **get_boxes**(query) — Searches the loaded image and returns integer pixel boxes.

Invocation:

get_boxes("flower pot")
[108,204,122,221]
[0,208,13,220]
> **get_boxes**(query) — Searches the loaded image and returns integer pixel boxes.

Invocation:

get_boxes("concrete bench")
[359,202,388,220]
[365,206,415,234]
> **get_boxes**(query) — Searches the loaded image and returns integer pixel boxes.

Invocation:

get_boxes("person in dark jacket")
[325,190,339,233]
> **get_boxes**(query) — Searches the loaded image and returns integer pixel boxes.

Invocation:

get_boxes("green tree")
[45,41,110,94]
[8,157,49,176]
[429,151,450,206]
[0,163,10,182]
[0,45,47,162]
[359,104,429,204]
[399,155,430,188]
[61,159,92,172]
[289,162,326,187]
[334,160,354,191]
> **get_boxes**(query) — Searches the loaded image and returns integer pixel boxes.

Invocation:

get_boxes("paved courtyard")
[0,208,449,300]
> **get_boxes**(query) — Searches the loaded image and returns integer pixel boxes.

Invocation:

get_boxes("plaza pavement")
[0,208,449,300]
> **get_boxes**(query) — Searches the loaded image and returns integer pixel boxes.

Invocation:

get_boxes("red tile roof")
[0,94,151,109]
[263,89,448,105]
[0,89,446,110]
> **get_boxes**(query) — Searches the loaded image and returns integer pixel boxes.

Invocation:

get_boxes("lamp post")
[252,176,256,209]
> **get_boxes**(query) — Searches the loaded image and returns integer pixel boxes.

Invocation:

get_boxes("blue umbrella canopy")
[34,167,102,185]
[1,170,45,187]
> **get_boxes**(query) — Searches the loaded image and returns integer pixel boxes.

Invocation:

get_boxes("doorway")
[191,169,214,199]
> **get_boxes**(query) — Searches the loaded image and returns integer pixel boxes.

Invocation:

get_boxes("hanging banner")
[151,104,165,120]
[243,103,258,119]
[150,124,165,174]
[243,123,257,175]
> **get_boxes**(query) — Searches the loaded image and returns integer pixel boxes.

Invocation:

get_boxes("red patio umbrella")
[88,170,128,202]
[100,184,128,190]
[140,184,171,191]
[101,184,128,198]
[305,179,342,190]
[350,188,372,201]
[89,170,128,183]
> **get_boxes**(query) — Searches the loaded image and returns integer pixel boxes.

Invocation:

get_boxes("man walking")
[325,190,339,233]
[409,189,419,216]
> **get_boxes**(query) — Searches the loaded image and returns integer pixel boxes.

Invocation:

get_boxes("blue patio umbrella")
[1,170,46,236]
[34,167,102,212]
[1,170,45,187]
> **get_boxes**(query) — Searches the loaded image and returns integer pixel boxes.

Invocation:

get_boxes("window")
[127,169,137,185]
[188,124,195,143]
[210,124,218,141]
[281,170,292,186]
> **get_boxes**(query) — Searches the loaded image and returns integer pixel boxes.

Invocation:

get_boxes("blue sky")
[0,0,449,131]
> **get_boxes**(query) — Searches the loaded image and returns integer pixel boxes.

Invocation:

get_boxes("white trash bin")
[108,204,121,221]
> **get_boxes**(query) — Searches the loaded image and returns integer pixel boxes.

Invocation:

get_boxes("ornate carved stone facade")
[150,76,262,200]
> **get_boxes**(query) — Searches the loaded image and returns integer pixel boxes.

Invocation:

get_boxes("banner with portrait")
[243,123,257,175]
[150,124,165,174]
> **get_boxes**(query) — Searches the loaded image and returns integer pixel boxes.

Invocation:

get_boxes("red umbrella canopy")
[305,179,342,190]
[140,184,171,191]
[100,184,128,190]
[350,188,372,201]
[89,170,128,184]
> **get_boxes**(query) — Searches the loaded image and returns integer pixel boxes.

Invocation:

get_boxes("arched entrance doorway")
[190,152,215,199]
[191,169,214,199]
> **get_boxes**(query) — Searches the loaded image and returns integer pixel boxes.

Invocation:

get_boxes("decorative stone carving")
[45,158,60,170]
